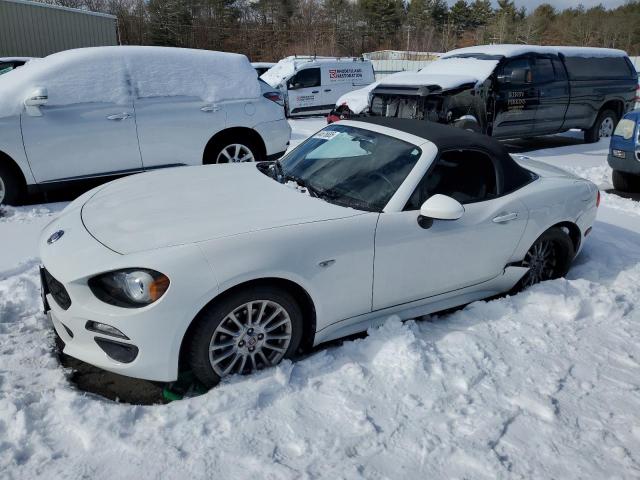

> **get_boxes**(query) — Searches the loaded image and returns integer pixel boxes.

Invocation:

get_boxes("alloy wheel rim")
[599,117,614,138]
[0,175,5,205]
[208,300,292,377]
[522,239,557,287]
[215,144,255,163]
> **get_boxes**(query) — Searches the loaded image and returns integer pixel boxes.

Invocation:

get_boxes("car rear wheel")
[518,227,575,290]
[612,170,639,192]
[0,163,22,206]
[584,109,618,143]
[188,286,303,388]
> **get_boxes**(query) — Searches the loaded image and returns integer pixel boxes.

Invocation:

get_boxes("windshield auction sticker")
[313,130,340,140]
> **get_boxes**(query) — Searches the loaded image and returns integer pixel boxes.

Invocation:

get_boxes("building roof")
[0,0,116,19]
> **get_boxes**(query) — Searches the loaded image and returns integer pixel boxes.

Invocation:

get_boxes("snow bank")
[0,47,259,117]
[443,44,629,59]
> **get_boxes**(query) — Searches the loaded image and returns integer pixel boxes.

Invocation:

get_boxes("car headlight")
[89,269,170,308]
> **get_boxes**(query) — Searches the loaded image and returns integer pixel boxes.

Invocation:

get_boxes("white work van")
[261,56,375,116]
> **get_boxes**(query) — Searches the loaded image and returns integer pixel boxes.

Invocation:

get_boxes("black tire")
[188,285,303,388]
[612,169,640,192]
[584,109,618,143]
[205,135,263,164]
[517,227,575,291]
[0,162,23,206]
[453,118,481,133]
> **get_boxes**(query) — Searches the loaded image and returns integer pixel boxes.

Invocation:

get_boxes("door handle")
[493,212,519,223]
[201,105,219,112]
[311,90,319,94]
[324,89,332,92]
[106,112,132,121]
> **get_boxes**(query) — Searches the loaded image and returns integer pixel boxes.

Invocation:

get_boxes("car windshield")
[263,124,422,212]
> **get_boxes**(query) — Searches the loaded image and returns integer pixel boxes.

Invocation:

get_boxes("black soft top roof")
[350,117,533,193]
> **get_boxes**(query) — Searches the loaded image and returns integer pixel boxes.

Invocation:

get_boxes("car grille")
[43,268,72,310]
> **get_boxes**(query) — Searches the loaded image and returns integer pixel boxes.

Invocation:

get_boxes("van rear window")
[563,56,633,80]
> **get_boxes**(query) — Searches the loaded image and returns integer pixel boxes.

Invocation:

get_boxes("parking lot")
[1,117,639,478]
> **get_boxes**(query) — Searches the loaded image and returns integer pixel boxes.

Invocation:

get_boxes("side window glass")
[405,150,498,209]
[532,57,555,83]
[499,58,532,85]
[291,68,320,89]
[552,57,567,80]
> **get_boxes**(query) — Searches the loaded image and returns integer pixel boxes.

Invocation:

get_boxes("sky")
[447,0,628,11]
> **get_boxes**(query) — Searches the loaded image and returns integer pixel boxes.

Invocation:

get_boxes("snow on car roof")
[261,55,367,87]
[442,44,628,59]
[0,46,259,117]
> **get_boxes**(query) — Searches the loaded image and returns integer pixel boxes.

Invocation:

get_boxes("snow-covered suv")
[0,46,291,206]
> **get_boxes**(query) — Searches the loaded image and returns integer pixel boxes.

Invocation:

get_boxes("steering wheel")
[370,172,395,191]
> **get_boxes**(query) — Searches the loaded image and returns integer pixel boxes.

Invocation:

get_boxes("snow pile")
[0,47,259,117]
[1,203,640,477]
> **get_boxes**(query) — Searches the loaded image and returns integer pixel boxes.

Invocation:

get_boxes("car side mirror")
[24,87,48,116]
[418,194,464,229]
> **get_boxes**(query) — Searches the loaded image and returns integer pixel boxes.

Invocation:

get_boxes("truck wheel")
[584,109,618,143]
[0,162,23,206]
[612,170,639,192]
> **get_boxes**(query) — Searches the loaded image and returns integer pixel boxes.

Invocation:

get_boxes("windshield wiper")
[284,174,323,198]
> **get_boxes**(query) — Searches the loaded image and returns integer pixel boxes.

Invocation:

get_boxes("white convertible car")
[39,118,599,387]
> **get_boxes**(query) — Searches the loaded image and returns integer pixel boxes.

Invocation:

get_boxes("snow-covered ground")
[1,120,639,479]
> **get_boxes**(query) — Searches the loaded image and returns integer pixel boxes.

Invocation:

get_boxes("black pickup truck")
[365,45,638,143]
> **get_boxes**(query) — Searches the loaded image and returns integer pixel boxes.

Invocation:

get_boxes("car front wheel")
[584,109,618,143]
[0,163,22,206]
[188,286,303,388]
[518,227,575,289]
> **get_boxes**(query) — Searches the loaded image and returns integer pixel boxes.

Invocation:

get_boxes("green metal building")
[0,0,117,57]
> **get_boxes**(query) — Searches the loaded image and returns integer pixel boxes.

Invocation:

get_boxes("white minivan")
[261,56,375,117]
[0,46,291,206]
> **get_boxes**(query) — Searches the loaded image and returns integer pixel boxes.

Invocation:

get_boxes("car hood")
[377,73,478,91]
[81,164,364,254]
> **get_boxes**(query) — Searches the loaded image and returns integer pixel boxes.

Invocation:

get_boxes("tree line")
[38,0,640,60]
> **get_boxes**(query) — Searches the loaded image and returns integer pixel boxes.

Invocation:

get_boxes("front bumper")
[39,207,218,382]
[607,153,640,175]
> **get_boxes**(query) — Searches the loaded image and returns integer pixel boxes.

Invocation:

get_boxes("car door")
[20,54,142,183]
[130,52,227,169]
[286,67,323,115]
[532,55,570,135]
[491,56,539,139]
[372,149,528,311]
